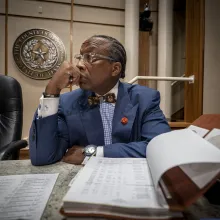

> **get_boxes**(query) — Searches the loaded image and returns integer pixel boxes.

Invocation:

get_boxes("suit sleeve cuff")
[38,95,59,118]
[96,146,104,157]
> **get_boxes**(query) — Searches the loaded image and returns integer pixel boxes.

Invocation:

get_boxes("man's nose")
[76,59,86,71]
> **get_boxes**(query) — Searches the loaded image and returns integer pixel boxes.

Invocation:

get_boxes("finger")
[65,72,73,86]
[68,67,81,86]
[65,68,76,85]
[72,67,81,86]
[72,75,80,86]
[72,74,80,85]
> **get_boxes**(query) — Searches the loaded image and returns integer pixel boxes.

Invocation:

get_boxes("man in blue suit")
[29,35,170,166]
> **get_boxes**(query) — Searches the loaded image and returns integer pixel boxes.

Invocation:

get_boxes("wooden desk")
[191,114,220,130]
[169,122,191,129]
[19,147,29,160]
[0,160,219,220]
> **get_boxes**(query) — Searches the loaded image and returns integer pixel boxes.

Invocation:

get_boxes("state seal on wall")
[13,28,66,80]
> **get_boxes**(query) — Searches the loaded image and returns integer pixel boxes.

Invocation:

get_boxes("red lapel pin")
[121,117,128,125]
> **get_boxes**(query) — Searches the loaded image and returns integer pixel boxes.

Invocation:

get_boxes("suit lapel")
[112,82,139,143]
[78,91,104,146]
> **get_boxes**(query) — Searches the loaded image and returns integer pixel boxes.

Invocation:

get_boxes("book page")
[188,125,209,137]
[63,157,168,209]
[0,173,58,220]
[180,128,220,188]
[147,129,220,190]
[205,128,220,149]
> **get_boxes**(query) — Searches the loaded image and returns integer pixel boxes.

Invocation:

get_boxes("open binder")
[61,129,220,220]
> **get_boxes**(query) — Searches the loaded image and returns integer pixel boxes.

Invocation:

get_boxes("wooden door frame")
[184,0,205,122]
[139,0,150,87]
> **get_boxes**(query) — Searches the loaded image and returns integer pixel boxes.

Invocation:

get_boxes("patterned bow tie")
[88,93,116,106]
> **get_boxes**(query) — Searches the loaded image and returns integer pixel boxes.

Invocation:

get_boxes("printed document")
[0,173,58,220]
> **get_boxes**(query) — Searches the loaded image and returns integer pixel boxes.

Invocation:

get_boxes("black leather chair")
[0,74,28,160]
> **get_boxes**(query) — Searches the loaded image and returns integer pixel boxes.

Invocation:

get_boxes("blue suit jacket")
[29,82,170,165]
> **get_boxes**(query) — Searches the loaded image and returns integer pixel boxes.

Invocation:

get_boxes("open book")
[61,129,220,220]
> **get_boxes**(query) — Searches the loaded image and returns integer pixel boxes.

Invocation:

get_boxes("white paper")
[180,163,220,188]
[205,128,220,149]
[0,173,58,220]
[179,128,220,188]
[147,129,220,190]
[188,125,209,137]
[64,157,168,209]
[82,156,90,165]
[68,168,83,187]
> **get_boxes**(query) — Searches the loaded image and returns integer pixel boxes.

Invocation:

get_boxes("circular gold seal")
[13,29,66,80]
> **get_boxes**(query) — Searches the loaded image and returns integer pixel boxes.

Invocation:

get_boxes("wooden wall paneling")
[5,0,8,75]
[73,5,124,26]
[41,0,71,3]
[69,0,74,92]
[0,16,5,74]
[74,0,125,9]
[70,0,74,64]
[139,32,149,86]
[0,0,5,13]
[7,0,124,26]
[8,17,71,138]
[8,0,70,21]
[185,0,204,122]
[139,0,150,87]
[148,7,158,90]
[42,0,125,9]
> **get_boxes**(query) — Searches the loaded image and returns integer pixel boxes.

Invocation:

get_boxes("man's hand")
[62,145,85,165]
[45,61,81,95]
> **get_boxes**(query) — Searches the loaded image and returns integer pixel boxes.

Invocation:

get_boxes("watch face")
[85,145,96,156]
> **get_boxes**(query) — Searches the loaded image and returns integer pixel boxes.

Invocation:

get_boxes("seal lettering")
[13,28,66,80]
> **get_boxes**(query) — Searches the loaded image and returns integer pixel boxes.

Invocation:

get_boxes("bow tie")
[88,93,116,106]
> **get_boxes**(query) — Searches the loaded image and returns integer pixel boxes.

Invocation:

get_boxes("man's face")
[76,38,115,92]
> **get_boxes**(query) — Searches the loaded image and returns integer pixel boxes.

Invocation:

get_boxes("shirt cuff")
[96,146,104,157]
[38,95,59,118]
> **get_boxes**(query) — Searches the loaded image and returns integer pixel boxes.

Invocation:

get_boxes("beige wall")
[1,0,125,139]
[203,0,220,114]
[47,0,125,9]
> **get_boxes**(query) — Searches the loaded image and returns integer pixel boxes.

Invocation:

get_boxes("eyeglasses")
[74,53,116,64]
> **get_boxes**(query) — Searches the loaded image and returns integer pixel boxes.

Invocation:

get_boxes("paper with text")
[0,173,58,220]
[188,125,209,137]
[147,129,220,190]
[63,158,168,209]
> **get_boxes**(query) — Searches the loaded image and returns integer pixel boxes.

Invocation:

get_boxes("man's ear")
[112,62,122,77]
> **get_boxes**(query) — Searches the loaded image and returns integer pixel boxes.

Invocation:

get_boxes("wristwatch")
[83,145,97,156]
